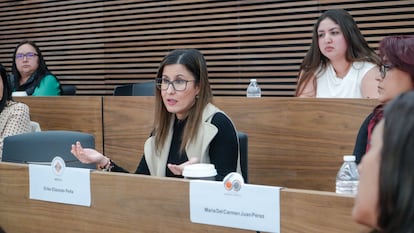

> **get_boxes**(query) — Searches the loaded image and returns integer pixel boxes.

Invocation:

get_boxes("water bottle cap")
[250,79,257,82]
[343,155,356,162]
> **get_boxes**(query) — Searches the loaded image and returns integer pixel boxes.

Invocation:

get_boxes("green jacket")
[31,74,61,96]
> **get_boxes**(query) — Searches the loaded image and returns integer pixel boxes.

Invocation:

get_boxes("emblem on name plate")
[223,172,244,192]
[51,156,66,176]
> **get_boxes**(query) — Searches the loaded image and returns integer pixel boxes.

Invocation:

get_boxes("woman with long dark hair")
[296,9,381,98]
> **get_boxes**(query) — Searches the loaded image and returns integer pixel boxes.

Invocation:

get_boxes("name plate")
[189,173,281,232]
[29,157,91,206]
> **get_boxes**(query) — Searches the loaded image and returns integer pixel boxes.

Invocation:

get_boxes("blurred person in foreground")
[352,90,414,233]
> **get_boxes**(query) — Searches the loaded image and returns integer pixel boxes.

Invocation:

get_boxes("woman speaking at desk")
[71,48,240,181]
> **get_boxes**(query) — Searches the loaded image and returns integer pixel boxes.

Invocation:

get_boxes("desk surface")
[0,162,369,233]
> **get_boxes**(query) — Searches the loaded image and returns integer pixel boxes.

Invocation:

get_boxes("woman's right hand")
[71,141,107,167]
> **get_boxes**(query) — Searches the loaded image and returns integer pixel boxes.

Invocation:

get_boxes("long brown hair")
[295,9,381,96]
[154,49,213,153]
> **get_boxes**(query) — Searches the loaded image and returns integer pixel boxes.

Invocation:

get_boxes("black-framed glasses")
[156,78,195,91]
[379,64,392,79]
[15,52,38,60]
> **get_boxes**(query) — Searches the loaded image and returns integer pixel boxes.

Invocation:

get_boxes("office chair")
[113,81,155,96]
[237,131,248,183]
[61,85,77,95]
[2,130,96,169]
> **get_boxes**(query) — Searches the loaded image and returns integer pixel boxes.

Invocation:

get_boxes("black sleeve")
[353,113,374,164]
[104,158,149,174]
[134,155,151,175]
[109,161,130,173]
[209,112,238,181]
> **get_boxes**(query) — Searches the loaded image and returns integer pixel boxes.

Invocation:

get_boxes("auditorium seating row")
[15,96,378,191]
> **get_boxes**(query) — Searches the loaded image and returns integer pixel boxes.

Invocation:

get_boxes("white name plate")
[29,157,91,206]
[189,172,281,233]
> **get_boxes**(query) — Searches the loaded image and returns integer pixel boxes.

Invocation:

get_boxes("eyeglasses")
[156,78,195,91]
[379,64,392,79]
[15,52,38,60]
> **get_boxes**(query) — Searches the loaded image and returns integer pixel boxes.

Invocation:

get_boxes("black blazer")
[353,112,374,164]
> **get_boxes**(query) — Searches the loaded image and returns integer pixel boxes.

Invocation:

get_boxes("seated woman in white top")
[295,9,381,98]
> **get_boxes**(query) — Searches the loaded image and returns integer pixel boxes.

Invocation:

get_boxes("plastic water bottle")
[246,79,261,97]
[336,155,359,195]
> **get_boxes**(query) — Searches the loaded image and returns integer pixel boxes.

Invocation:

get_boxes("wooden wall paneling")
[102,96,154,171]
[0,0,413,96]
[103,96,378,191]
[14,96,104,152]
[213,97,378,191]
[0,0,107,95]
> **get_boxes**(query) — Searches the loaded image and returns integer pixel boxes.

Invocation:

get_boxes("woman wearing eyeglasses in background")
[71,48,240,181]
[9,40,61,96]
[353,35,414,164]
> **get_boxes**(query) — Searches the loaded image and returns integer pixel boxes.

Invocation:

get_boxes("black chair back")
[113,81,155,96]
[2,130,95,169]
[61,85,77,95]
[237,131,248,183]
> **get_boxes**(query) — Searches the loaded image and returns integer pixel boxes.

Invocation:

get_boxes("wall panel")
[0,0,412,96]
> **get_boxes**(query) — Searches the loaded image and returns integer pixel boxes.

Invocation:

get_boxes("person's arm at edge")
[0,103,31,153]
[353,113,374,164]
[361,66,380,99]
[297,72,316,97]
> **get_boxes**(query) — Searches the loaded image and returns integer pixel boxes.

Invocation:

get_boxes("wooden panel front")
[0,1,412,96]
[103,96,154,171]
[15,96,103,152]
[103,96,378,191]
[0,163,370,233]
[214,97,378,191]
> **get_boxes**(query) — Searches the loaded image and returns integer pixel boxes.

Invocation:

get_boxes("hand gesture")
[71,141,106,166]
[167,157,199,175]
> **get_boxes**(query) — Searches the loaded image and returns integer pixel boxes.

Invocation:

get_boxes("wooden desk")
[0,162,369,233]
[103,97,378,191]
[15,96,104,152]
[12,96,377,191]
